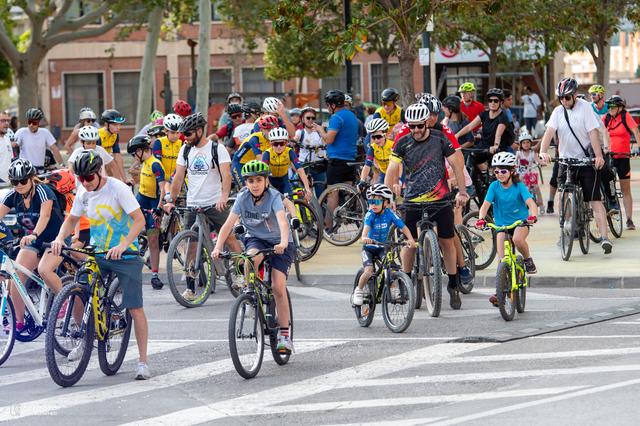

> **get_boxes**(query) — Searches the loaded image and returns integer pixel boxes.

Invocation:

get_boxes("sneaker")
[276,335,293,354]
[627,219,636,230]
[67,341,85,362]
[546,201,554,214]
[489,294,499,307]
[352,287,364,306]
[447,286,461,310]
[458,266,473,285]
[15,321,24,332]
[150,276,164,290]
[135,362,151,380]
[389,285,401,301]
[524,258,537,275]
[181,288,196,302]
[601,238,613,255]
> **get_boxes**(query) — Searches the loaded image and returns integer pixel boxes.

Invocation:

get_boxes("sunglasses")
[231,114,242,119]
[367,198,384,205]
[494,168,511,175]
[11,178,30,186]
[370,134,385,140]
[487,98,501,104]
[27,120,39,125]
[182,131,194,137]
[408,123,425,130]
[83,119,96,123]
[559,95,573,101]
[590,93,599,97]
[305,116,316,121]
[78,173,97,183]
[271,141,287,147]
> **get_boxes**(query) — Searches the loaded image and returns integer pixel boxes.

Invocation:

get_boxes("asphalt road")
[2,279,640,425]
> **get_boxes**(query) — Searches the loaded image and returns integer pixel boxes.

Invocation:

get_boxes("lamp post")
[344,0,352,93]
[420,16,435,94]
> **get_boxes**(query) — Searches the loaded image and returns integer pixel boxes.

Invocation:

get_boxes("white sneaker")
[67,341,85,362]
[135,362,151,380]
[352,287,364,306]
[182,289,196,301]
[390,285,401,301]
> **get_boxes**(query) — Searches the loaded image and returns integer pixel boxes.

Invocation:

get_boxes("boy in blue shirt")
[352,183,415,306]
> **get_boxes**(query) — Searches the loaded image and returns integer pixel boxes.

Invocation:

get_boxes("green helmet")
[458,82,476,92]
[588,84,605,95]
[241,160,270,177]
[149,110,163,122]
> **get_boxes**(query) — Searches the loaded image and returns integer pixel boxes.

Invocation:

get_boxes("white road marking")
[322,419,447,426]
[287,286,349,301]
[148,337,456,343]
[611,321,640,325]
[534,335,640,339]
[473,288,578,300]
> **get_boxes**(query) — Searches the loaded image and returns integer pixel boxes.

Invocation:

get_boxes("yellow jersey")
[375,106,403,129]
[98,127,121,154]
[237,132,270,164]
[153,136,182,179]
[263,147,300,178]
[365,139,394,174]
[138,156,166,199]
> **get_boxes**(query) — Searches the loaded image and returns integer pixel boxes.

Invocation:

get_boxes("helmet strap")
[251,182,268,204]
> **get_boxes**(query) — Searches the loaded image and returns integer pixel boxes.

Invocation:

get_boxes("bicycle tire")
[578,208,590,255]
[318,183,366,246]
[45,283,94,387]
[98,278,132,376]
[0,296,16,366]
[560,191,576,261]
[270,288,293,365]
[52,275,76,356]
[292,228,302,282]
[421,229,443,318]
[166,229,214,308]
[607,197,624,238]
[381,271,415,333]
[228,294,264,379]
[413,271,423,310]
[496,262,516,321]
[456,224,476,294]
[515,256,527,313]
[462,210,497,270]
[293,199,322,261]
[352,268,376,327]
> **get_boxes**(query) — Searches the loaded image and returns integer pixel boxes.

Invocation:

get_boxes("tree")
[135,6,163,132]
[195,0,211,116]
[364,18,398,89]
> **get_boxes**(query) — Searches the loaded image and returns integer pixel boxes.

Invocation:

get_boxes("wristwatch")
[164,194,174,203]
[32,232,39,238]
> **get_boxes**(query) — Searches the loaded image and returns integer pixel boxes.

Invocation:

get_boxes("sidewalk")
[300,158,640,288]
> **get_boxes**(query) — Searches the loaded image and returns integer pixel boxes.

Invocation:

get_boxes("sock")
[152,271,158,277]
[280,327,289,338]
[448,273,458,289]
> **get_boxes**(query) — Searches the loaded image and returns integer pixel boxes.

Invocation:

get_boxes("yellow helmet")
[588,84,605,95]
[458,82,476,92]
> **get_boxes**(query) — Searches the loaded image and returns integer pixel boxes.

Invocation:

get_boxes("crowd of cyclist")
[0,75,638,380]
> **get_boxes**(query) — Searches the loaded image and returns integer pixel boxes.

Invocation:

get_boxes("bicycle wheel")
[462,210,497,270]
[166,230,214,308]
[456,224,476,294]
[270,288,293,365]
[293,199,322,261]
[578,210,590,255]
[421,230,443,318]
[607,197,624,239]
[413,270,423,310]
[352,268,376,327]
[45,283,94,387]
[381,271,415,333]
[496,262,516,321]
[560,191,576,261]
[292,228,302,282]
[0,296,16,366]
[98,278,132,376]
[228,294,264,379]
[515,257,527,314]
[51,275,76,356]
[318,183,366,246]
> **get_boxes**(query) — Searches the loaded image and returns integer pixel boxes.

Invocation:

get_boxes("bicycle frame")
[488,222,527,292]
[228,251,274,331]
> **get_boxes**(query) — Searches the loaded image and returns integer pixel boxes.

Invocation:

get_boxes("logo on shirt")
[190,154,210,175]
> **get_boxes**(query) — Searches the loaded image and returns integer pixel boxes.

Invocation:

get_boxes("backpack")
[182,141,222,180]
[604,110,633,136]
[46,183,67,214]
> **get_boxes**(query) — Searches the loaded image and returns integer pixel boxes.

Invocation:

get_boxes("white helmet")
[5,128,15,142]
[268,127,289,141]
[344,93,353,105]
[263,97,281,113]
[518,130,533,143]
[163,113,183,132]
[404,103,430,123]
[365,118,389,134]
[78,125,99,141]
[491,152,517,167]
[78,107,97,121]
[366,183,394,201]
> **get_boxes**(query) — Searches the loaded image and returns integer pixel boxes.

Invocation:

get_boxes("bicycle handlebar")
[483,220,526,232]
[218,248,276,260]
[41,243,139,257]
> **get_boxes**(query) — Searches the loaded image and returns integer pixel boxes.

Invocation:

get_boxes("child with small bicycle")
[474,152,538,305]
[515,131,544,213]
[352,184,415,306]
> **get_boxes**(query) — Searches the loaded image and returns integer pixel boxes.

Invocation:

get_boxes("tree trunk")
[380,53,390,88]
[487,49,498,89]
[16,59,40,125]
[135,7,163,133]
[397,45,416,107]
[196,0,211,116]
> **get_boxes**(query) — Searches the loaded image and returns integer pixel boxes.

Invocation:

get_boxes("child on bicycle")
[213,160,294,353]
[515,131,544,213]
[358,118,395,186]
[475,152,538,305]
[262,127,312,202]
[352,184,415,306]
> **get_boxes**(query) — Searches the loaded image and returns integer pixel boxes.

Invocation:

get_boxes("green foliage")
[0,57,11,90]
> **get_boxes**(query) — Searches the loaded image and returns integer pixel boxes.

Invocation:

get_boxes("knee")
[513,236,526,246]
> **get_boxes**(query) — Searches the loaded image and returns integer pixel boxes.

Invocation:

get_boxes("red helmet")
[257,115,279,129]
[173,100,192,117]
[48,168,76,194]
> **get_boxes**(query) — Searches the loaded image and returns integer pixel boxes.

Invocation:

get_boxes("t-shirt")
[2,183,63,243]
[68,146,113,175]
[445,119,474,146]
[522,94,541,118]
[233,132,271,165]
[15,127,57,167]
[461,100,485,129]
[373,106,404,128]
[233,123,254,148]
[479,110,512,151]
[97,127,121,154]
[138,156,165,199]
[604,111,638,157]
[71,177,140,253]
[390,129,456,202]
[262,147,301,178]
[231,187,291,244]
[592,102,609,116]
[365,139,394,174]
[394,122,461,149]
[295,128,326,162]
[176,140,231,207]
[152,136,182,179]
[0,135,13,183]
[485,181,532,227]
[546,98,601,159]
[327,108,359,161]
[364,208,405,245]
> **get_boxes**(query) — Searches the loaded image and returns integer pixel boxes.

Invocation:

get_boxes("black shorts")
[77,229,91,246]
[402,202,455,239]
[561,165,601,202]
[326,159,355,185]
[550,160,560,188]
[361,246,384,267]
[613,157,631,180]
[184,206,230,231]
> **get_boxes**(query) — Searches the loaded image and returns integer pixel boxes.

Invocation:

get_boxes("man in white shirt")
[539,77,612,254]
[14,108,63,170]
[521,86,541,135]
[0,111,13,183]
[294,107,327,197]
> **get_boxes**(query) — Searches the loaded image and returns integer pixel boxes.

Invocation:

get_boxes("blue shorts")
[245,237,294,277]
[136,194,160,230]
[269,176,293,196]
[361,246,384,267]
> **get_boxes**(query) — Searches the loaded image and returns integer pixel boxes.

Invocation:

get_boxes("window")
[64,1,102,23]
[211,1,222,21]
[209,69,233,103]
[241,68,283,94]
[64,73,104,128]
[113,71,149,126]
[321,64,362,95]
[446,65,483,99]
[370,63,401,104]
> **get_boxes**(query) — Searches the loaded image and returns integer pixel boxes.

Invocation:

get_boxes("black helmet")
[26,108,44,121]
[442,95,462,113]
[178,112,207,133]
[381,88,400,103]
[556,78,578,97]
[324,90,345,107]
[486,88,505,101]
[605,95,626,108]
[242,101,261,115]
[73,150,104,176]
[8,159,36,181]
[227,92,242,103]
[227,103,243,115]
[101,109,125,124]
[127,135,151,154]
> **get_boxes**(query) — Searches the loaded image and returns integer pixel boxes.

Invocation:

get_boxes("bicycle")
[138,204,184,268]
[602,153,624,239]
[286,188,322,265]
[484,220,530,321]
[44,244,135,387]
[351,241,415,333]
[222,248,293,379]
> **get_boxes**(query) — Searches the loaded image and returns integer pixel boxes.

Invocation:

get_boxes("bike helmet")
[576,94,587,100]
[147,123,165,137]
[127,135,151,154]
[381,88,400,103]
[173,99,192,117]
[227,92,243,104]
[78,125,99,141]
[442,95,462,112]
[257,115,279,130]
[242,101,261,115]
[588,84,605,95]
[241,159,270,177]
[101,109,125,124]
[48,169,76,194]
[78,107,97,121]
[289,108,302,116]
[486,88,505,101]
[518,130,533,143]
[163,113,183,132]
[324,90,345,107]
[605,95,625,108]
[404,103,430,122]
[344,94,353,105]
[8,158,36,181]
[458,82,476,92]
[365,117,389,134]
[227,103,243,116]
[6,128,15,142]
[178,112,207,133]
[268,127,289,141]
[262,97,281,113]
[419,93,442,114]
[149,110,163,122]
[26,108,44,121]
[73,150,104,176]
[491,152,517,168]
[556,78,578,97]
[366,183,394,202]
